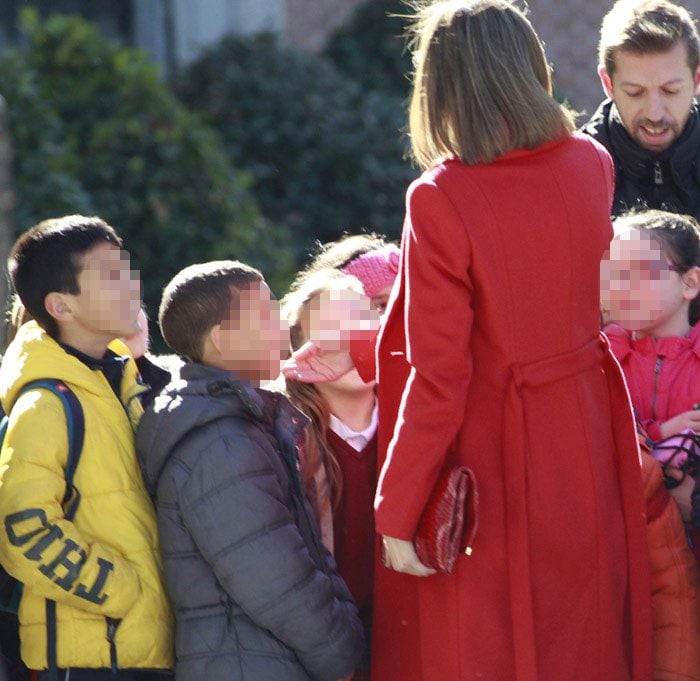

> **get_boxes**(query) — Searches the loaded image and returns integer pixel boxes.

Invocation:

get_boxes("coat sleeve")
[0,391,141,618]
[375,178,474,539]
[642,453,700,680]
[179,429,363,681]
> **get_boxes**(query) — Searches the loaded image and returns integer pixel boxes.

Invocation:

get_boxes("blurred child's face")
[371,285,394,315]
[600,230,687,336]
[215,281,289,381]
[66,242,142,338]
[303,288,377,392]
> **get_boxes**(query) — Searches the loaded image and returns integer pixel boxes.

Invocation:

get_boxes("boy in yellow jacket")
[0,216,173,680]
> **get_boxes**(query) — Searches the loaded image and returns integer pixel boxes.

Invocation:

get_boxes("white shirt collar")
[328,402,378,452]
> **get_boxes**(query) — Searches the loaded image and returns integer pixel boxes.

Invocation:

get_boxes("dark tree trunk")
[0,97,14,351]
[161,0,178,80]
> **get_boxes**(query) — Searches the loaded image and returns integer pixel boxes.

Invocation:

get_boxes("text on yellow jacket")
[0,321,173,671]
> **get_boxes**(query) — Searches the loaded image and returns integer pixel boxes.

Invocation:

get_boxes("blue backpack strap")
[0,415,22,615]
[16,380,84,681]
[18,380,85,520]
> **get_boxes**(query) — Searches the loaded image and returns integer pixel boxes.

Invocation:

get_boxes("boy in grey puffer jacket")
[136,260,363,681]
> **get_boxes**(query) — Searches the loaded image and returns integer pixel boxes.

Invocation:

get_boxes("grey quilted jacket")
[136,362,364,681]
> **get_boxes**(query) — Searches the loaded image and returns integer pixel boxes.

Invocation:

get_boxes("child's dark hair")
[8,215,121,338]
[159,260,263,362]
[615,210,700,325]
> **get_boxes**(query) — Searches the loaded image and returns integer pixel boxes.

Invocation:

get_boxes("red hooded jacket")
[605,323,700,441]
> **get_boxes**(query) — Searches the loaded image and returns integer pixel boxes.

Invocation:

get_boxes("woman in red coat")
[286,2,653,679]
[371,2,652,680]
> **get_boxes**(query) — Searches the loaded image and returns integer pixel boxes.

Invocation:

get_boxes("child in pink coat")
[601,209,700,541]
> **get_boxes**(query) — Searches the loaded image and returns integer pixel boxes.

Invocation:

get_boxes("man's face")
[600,41,700,153]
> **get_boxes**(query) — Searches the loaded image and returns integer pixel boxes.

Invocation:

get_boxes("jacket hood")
[0,321,136,413]
[137,362,299,496]
[604,322,700,361]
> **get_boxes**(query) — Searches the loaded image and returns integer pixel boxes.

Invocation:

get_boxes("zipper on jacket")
[222,594,234,630]
[654,162,663,185]
[106,618,119,675]
[651,356,663,421]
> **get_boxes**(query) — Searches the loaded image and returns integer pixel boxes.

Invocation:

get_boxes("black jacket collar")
[60,342,127,399]
[605,100,700,186]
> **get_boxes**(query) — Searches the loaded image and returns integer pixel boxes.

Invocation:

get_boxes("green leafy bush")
[177,32,415,263]
[325,0,413,99]
[0,10,293,345]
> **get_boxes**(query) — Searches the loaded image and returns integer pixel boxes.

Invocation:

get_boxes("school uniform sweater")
[327,429,377,614]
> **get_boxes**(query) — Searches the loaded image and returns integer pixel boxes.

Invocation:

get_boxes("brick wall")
[284,0,366,51]
[536,0,700,117]
[281,0,610,114]
[281,0,700,120]
[529,0,610,117]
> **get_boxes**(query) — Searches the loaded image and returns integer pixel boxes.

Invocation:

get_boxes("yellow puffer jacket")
[0,322,173,671]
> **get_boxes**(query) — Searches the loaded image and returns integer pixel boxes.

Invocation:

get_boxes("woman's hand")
[658,410,700,438]
[121,308,149,359]
[282,341,355,383]
[381,536,436,577]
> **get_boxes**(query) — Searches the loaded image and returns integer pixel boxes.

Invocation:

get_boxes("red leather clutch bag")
[414,466,479,574]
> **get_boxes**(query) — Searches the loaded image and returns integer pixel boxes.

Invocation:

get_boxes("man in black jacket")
[581,0,700,219]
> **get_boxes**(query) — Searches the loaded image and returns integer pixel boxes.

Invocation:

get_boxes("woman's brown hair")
[408,0,576,169]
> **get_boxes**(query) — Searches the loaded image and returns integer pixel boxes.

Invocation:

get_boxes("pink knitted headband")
[341,246,400,298]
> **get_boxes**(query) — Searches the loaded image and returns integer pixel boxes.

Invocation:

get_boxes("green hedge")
[325,0,412,99]
[0,10,294,346]
[177,32,415,263]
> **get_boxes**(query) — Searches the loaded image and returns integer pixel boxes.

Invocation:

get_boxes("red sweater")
[328,429,377,614]
[605,323,700,441]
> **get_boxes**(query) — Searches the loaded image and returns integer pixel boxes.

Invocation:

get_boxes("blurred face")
[302,287,377,392]
[64,242,142,339]
[370,285,394,315]
[600,230,687,336]
[600,42,700,153]
[214,281,288,381]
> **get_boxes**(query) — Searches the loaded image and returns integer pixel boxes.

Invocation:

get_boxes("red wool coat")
[370,134,653,681]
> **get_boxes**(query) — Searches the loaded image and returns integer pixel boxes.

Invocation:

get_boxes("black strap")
[45,600,57,681]
[15,381,84,679]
